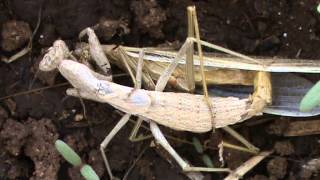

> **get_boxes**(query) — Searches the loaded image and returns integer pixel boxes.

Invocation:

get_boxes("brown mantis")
[38,5,320,180]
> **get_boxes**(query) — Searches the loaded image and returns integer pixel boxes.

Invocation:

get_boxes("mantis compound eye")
[128,90,151,107]
[96,81,113,96]
[39,52,59,71]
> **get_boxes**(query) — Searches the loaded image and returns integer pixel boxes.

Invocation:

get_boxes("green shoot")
[55,140,100,180]
[317,3,320,13]
[80,165,100,180]
[55,140,82,166]
[300,81,320,112]
[192,136,215,168]
[202,154,214,168]
[192,137,203,154]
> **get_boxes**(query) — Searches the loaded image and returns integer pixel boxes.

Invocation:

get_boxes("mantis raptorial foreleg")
[79,27,112,78]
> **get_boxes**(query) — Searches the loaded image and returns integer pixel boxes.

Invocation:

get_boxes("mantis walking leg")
[100,114,131,180]
[148,31,231,172]
[99,49,149,179]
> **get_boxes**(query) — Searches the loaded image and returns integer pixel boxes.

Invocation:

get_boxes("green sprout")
[317,3,320,14]
[55,140,100,180]
[192,137,204,154]
[300,81,320,112]
[80,165,100,180]
[202,154,214,168]
[192,137,215,168]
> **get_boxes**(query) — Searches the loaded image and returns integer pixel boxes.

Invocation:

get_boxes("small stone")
[274,141,294,156]
[74,114,84,121]
[249,175,268,180]
[267,157,288,179]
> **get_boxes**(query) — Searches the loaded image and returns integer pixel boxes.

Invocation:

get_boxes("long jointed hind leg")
[150,122,231,172]
[147,6,230,173]
[150,5,266,175]
[188,6,262,153]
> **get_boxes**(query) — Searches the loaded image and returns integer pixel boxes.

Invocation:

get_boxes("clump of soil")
[0,117,60,179]
[267,157,288,179]
[1,20,31,52]
[274,141,294,156]
[24,118,60,180]
[0,118,30,156]
[130,0,167,39]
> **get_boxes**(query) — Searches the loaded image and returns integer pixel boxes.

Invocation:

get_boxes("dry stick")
[4,5,42,63]
[123,145,149,180]
[191,6,216,131]
[0,82,69,101]
[28,6,43,90]
[221,141,258,154]
[224,150,272,180]
[186,6,195,93]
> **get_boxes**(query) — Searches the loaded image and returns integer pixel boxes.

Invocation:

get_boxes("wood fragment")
[224,151,273,180]
[284,119,320,136]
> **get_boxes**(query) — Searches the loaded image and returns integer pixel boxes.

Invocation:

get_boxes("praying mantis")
[39,6,320,180]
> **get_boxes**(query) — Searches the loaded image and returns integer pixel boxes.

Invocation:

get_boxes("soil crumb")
[130,0,166,38]
[0,118,30,156]
[24,118,60,180]
[1,20,31,52]
[267,157,288,179]
[274,141,295,156]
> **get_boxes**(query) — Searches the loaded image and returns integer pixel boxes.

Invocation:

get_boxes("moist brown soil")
[1,0,320,179]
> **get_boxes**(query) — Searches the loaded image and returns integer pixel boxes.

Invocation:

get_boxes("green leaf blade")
[55,140,82,167]
[80,164,100,180]
[300,81,320,112]
[192,137,203,154]
[202,154,214,168]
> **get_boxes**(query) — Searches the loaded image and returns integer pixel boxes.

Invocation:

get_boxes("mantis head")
[39,40,70,71]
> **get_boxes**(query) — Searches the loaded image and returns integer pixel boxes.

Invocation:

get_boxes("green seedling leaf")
[192,137,203,154]
[80,164,100,180]
[202,154,214,168]
[317,3,320,13]
[300,81,320,112]
[55,139,82,167]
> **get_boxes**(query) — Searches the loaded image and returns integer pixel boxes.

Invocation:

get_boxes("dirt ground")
[1,0,320,179]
